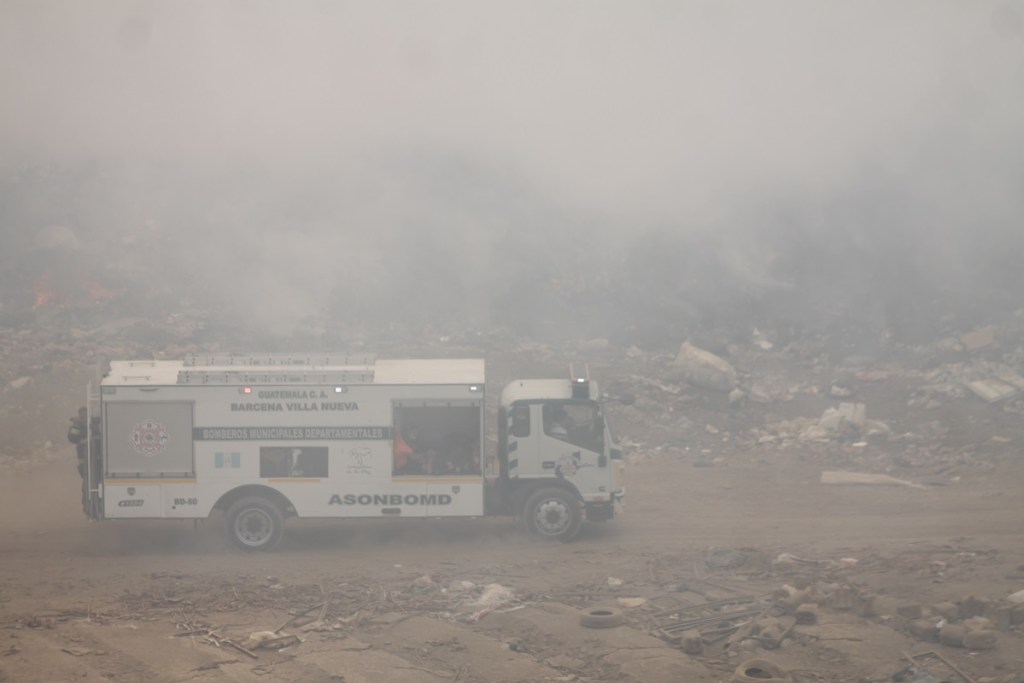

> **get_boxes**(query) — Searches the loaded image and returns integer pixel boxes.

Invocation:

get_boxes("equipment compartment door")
[104,401,195,477]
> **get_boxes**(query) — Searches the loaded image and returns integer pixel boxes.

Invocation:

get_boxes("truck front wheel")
[524,487,582,542]
[226,496,284,551]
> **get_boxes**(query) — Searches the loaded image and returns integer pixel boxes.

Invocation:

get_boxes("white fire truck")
[80,354,624,550]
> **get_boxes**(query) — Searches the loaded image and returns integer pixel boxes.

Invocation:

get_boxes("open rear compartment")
[392,403,482,477]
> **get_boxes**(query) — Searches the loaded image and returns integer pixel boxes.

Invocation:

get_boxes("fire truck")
[79,354,625,550]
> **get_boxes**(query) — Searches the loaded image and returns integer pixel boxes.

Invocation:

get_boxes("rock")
[938,623,967,647]
[964,616,993,631]
[1005,588,1024,604]
[6,377,30,390]
[962,628,997,650]
[671,342,737,392]
[933,602,961,620]
[680,628,703,655]
[897,603,924,620]
[983,604,1012,631]
[962,595,990,618]
[728,388,746,404]
[908,619,938,641]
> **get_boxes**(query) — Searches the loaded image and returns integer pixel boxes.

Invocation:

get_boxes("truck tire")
[226,496,284,551]
[523,487,582,542]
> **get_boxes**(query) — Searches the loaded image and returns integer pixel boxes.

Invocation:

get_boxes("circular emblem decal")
[131,419,169,456]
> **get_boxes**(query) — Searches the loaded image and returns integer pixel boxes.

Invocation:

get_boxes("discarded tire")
[732,658,792,683]
[579,608,624,629]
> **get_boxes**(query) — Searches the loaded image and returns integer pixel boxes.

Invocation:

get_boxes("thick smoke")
[1,1,1022,346]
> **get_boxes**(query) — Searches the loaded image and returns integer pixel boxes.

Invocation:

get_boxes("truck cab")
[492,369,624,540]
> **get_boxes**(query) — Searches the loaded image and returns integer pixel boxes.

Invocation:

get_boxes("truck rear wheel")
[524,487,582,542]
[226,496,284,551]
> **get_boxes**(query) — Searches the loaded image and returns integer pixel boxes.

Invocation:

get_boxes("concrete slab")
[966,379,1018,403]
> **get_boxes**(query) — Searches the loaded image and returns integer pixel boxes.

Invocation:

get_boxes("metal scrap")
[902,650,976,683]
[649,594,767,644]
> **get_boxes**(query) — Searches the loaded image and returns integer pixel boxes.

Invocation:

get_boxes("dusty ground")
[2,438,1023,682]
[3,331,1024,682]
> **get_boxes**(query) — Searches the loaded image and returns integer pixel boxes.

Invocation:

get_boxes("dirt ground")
[3,338,1024,682]
[2,437,1024,682]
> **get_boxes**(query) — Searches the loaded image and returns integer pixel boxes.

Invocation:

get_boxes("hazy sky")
[2,1,1022,331]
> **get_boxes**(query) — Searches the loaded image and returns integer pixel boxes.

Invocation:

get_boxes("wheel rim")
[533,497,571,536]
[235,508,274,547]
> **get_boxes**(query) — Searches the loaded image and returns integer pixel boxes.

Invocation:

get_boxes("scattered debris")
[616,597,647,608]
[246,631,301,650]
[6,377,30,390]
[901,650,977,683]
[651,594,765,645]
[472,584,515,607]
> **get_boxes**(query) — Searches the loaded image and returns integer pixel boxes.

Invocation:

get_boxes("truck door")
[540,401,607,493]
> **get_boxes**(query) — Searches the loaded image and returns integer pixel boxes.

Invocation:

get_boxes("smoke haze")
[2,1,1022,344]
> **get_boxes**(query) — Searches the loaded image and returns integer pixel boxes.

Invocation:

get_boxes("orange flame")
[33,276,57,309]
[86,281,117,302]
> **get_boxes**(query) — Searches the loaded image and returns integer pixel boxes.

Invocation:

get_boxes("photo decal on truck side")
[260,446,328,478]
